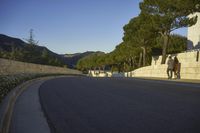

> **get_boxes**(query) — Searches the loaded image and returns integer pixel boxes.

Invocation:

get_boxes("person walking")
[174,56,181,79]
[173,56,180,79]
[167,56,174,79]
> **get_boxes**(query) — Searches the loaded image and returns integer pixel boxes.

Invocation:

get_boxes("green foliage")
[76,1,195,72]
[76,52,105,71]
[25,29,39,45]
[123,14,158,66]
[0,44,65,67]
[76,43,141,73]
[2,0,196,72]
[154,34,187,54]
[168,34,187,53]
[140,0,200,63]
[0,74,42,103]
[0,73,67,103]
[0,31,65,67]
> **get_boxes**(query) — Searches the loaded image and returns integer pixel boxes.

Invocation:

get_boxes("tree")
[107,42,140,72]
[25,29,39,45]
[41,49,49,63]
[140,0,200,64]
[0,51,3,58]
[168,34,187,53]
[76,53,106,72]
[154,34,187,54]
[123,14,157,66]
[10,47,18,60]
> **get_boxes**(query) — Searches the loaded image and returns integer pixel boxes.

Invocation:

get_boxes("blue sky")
[0,0,187,54]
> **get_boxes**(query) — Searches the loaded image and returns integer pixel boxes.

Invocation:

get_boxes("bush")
[0,73,63,103]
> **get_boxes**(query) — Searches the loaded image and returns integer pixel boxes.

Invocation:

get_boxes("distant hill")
[0,34,104,68]
[0,34,26,51]
[0,34,66,66]
[61,51,105,68]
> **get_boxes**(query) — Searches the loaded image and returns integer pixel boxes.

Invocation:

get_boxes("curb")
[0,76,54,133]
[0,74,85,133]
[132,77,200,84]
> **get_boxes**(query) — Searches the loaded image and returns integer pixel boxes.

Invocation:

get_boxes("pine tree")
[25,29,39,45]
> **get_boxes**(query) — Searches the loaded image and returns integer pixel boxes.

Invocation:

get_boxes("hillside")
[0,34,26,51]
[0,34,104,68]
[0,34,65,66]
[62,51,104,68]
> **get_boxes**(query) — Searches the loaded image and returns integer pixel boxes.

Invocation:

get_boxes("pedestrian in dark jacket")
[167,56,174,79]
[173,56,180,79]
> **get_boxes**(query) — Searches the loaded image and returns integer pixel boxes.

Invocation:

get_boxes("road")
[39,77,200,133]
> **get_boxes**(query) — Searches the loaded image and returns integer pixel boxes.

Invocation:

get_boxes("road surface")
[39,77,200,133]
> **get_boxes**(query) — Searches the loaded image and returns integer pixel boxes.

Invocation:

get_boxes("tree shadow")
[187,40,194,50]
[194,41,200,49]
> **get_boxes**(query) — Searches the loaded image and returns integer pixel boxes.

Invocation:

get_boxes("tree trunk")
[132,56,135,69]
[98,66,101,73]
[138,52,142,67]
[141,47,146,66]
[161,34,169,64]
[128,57,132,71]
[103,65,105,71]
[129,57,132,67]
[118,64,121,73]
[124,62,126,72]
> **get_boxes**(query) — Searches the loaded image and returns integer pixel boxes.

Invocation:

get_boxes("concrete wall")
[187,13,200,49]
[0,58,82,75]
[126,51,200,80]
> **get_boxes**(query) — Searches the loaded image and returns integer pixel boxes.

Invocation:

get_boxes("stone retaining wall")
[0,58,82,75]
[126,51,200,80]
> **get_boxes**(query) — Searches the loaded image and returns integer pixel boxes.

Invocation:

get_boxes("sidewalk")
[9,80,51,133]
[134,77,200,84]
[0,79,51,133]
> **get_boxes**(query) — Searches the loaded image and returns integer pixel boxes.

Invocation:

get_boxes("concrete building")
[187,13,200,49]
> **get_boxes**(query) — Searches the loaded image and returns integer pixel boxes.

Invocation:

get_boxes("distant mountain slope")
[62,51,105,68]
[0,34,65,66]
[0,34,26,51]
[0,34,104,68]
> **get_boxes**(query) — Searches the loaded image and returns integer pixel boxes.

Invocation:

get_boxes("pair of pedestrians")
[167,56,180,79]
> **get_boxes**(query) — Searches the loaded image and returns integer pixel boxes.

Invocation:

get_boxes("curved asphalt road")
[39,77,200,133]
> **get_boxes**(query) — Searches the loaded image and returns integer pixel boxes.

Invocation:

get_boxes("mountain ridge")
[0,34,104,68]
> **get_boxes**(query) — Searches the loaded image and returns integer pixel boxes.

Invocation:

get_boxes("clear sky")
[0,0,187,54]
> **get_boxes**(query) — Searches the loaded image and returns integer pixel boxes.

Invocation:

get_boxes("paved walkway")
[9,80,51,133]
[133,77,200,84]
